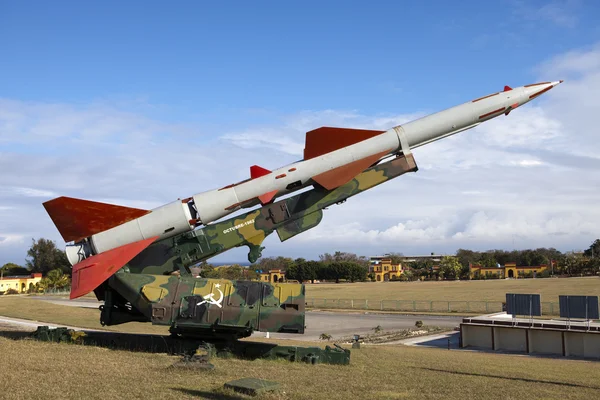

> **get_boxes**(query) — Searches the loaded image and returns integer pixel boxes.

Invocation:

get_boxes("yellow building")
[259,269,285,283]
[370,258,403,282]
[470,262,550,279]
[0,273,43,293]
[503,262,549,278]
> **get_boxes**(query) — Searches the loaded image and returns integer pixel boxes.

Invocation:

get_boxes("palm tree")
[39,269,70,291]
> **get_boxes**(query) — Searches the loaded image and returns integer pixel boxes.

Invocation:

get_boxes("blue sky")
[2,1,598,116]
[1,1,600,265]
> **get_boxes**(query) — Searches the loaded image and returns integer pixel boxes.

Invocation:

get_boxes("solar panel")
[559,295,599,320]
[506,293,541,317]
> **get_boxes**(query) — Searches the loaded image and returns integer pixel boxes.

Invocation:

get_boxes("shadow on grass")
[0,329,31,340]
[0,328,283,360]
[411,366,600,390]
[0,328,195,354]
[171,388,246,399]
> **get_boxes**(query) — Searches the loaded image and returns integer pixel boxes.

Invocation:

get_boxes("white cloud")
[0,187,57,198]
[220,129,304,156]
[0,234,25,247]
[219,110,424,156]
[510,160,544,167]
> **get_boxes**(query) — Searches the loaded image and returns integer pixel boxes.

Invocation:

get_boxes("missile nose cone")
[523,80,562,100]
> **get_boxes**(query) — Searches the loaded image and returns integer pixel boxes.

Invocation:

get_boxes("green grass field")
[2,289,600,399]
[305,276,600,303]
[1,335,599,400]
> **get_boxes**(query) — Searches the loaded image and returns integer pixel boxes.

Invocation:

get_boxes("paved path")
[271,311,461,341]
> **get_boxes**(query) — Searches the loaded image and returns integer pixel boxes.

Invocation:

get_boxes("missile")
[43,80,562,296]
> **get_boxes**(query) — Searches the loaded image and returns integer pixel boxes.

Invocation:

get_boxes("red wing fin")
[250,165,271,179]
[504,85,513,92]
[312,150,391,190]
[304,127,385,160]
[43,196,150,243]
[258,190,278,205]
[70,236,158,299]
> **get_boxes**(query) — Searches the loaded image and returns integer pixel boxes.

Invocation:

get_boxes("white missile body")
[59,81,562,265]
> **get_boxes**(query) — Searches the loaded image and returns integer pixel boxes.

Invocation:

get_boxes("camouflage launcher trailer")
[98,275,305,340]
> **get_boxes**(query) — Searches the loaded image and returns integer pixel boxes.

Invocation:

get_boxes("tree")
[198,263,216,278]
[26,238,71,275]
[39,269,70,291]
[218,265,245,280]
[286,259,322,283]
[518,249,547,266]
[323,262,347,283]
[440,256,461,280]
[410,259,433,280]
[346,262,368,282]
[304,261,322,283]
[255,256,294,272]
[1,263,29,277]
[584,239,600,258]
[285,263,300,282]
[455,249,478,269]
[562,253,586,276]
[478,252,497,269]
[319,251,369,268]
[200,265,258,280]
[387,252,404,264]
[459,263,471,280]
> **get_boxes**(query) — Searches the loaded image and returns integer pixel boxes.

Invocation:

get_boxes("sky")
[1,0,600,266]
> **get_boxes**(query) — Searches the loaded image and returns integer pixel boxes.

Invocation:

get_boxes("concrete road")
[266,311,461,341]
[27,296,463,341]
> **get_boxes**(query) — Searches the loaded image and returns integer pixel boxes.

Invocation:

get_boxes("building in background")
[370,254,444,282]
[0,273,43,293]
[369,258,403,281]
[469,262,551,279]
[259,269,286,283]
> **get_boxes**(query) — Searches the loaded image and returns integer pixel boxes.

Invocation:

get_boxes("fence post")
[380,300,383,311]
[448,301,450,312]
[396,300,399,311]
[413,300,416,311]
[430,301,433,312]
[365,299,368,309]
[351,299,354,309]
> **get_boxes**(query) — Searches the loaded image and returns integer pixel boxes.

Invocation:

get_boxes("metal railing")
[305,298,561,315]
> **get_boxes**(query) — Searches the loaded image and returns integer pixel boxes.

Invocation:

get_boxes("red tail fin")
[70,236,158,299]
[250,165,271,179]
[304,127,385,160]
[43,197,150,243]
